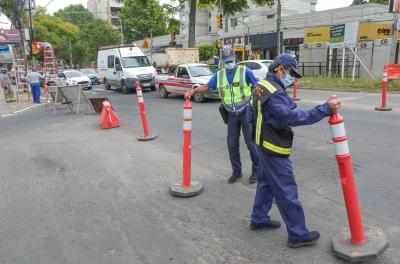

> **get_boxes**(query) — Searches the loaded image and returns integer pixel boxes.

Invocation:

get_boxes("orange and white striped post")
[330,111,388,262]
[375,67,392,111]
[169,94,204,197]
[292,78,300,101]
[136,81,157,141]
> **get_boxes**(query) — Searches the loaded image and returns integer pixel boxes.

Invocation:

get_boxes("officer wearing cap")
[247,54,341,247]
[187,46,259,184]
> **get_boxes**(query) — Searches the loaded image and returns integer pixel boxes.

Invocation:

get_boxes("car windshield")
[80,69,95,74]
[121,56,151,68]
[64,71,84,78]
[189,65,213,77]
[261,61,272,68]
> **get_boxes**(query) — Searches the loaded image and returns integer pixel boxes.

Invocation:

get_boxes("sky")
[0,0,355,27]
[36,0,354,15]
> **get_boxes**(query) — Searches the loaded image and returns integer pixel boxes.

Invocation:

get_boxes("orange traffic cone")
[100,101,120,129]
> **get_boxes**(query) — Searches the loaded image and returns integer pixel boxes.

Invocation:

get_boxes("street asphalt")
[0,84,399,264]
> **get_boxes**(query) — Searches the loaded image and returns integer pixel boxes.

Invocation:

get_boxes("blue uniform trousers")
[227,108,258,178]
[251,146,309,243]
[30,83,41,103]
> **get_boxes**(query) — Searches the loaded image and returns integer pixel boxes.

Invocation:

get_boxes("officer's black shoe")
[248,174,257,184]
[228,174,242,184]
[250,220,281,230]
[287,231,320,248]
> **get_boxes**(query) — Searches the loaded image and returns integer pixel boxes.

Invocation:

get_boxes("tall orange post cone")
[100,101,120,129]
[136,81,157,141]
[169,94,204,197]
[375,67,392,111]
[329,112,388,262]
[292,78,301,101]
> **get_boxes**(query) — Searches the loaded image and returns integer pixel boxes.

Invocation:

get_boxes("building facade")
[87,0,123,28]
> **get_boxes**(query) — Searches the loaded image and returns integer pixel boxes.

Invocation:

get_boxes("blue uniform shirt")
[207,67,259,91]
[247,72,333,130]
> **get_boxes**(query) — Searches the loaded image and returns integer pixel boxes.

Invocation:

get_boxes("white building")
[87,0,123,28]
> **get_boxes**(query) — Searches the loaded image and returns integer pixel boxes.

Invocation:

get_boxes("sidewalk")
[0,93,41,118]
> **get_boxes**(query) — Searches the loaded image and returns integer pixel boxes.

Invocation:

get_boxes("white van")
[97,45,156,94]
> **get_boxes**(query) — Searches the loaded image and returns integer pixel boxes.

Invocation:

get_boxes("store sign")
[330,24,345,43]
[304,27,330,43]
[0,45,10,52]
[283,38,304,46]
[358,23,395,41]
[0,29,21,44]
[224,36,244,48]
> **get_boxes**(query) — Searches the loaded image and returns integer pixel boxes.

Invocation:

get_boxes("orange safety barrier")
[100,101,120,129]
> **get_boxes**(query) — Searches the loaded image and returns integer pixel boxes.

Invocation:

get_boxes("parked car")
[237,60,273,80]
[97,45,156,94]
[156,63,218,103]
[58,70,92,90]
[80,68,100,85]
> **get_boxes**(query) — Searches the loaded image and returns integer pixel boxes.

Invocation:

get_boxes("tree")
[198,44,218,60]
[119,0,168,43]
[169,0,273,48]
[54,4,95,26]
[34,5,120,65]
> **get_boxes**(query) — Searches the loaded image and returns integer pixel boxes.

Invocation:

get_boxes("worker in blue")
[248,54,341,247]
[186,46,259,184]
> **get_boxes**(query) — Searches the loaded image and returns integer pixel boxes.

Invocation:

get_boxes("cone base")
[169,181,204,197]
[332,225,389,263]
[292,98,301,101]
[375,106,392,111]
[137,134,158,141]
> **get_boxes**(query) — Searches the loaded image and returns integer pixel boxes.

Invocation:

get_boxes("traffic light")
[31,42,41,55]
[217,14,223,29]
[215,40,221,49]
[143,37,149,49]
[171,31,176,41]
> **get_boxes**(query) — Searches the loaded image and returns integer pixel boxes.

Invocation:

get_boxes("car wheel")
[150,85,156,91]
[159,85,168,98]
[121,82,129,94]
[104,79,111,90]
[87,86,92,90]
[193,92,205,103]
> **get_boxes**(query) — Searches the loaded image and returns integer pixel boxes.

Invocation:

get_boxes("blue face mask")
[225,62,236,70]
[280,75,295,88]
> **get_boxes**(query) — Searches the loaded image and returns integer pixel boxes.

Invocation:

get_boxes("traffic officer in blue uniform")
[187,46,259,184]
[248,54,341,247]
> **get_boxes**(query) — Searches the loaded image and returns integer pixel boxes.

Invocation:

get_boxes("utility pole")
[276,0,282,54]
[390,12,398,64]
[69,37,73,68]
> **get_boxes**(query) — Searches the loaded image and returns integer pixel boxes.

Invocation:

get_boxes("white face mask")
[225,62,236,70]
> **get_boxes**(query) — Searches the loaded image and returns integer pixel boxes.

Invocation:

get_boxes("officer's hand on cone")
[327,95,341,113]
[185,88,195,99]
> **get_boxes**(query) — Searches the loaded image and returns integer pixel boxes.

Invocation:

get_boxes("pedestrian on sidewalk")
[27,68,44,104]
[186,46,259,184]
[0,68,15,102]
[248,54,341,247]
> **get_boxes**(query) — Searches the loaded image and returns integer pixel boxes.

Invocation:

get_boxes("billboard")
[330,24,345,43]
[0,29,21,44]
[304,27,330,43]
[358,23,394,41]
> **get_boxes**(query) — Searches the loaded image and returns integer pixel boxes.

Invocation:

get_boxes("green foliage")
[119,0,168,42]
[54,4,95,26]
[0,0,15,22]
[198,44,218,61]
[33,5,120,65]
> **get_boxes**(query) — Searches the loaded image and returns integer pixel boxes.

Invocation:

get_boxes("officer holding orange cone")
[248,54,341,247]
